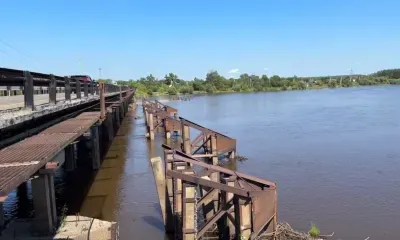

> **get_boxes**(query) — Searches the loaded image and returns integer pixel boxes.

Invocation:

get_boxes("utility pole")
[350,68,353,81]
[99,68,102,80]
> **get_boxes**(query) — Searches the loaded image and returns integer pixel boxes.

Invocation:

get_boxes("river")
[3,86,400,239]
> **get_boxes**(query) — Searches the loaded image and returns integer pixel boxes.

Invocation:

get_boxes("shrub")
[179,86,194,94]
[308,224,320,238]
[232,85,242,92]
[205,84,216,94]
[167,87,177,95]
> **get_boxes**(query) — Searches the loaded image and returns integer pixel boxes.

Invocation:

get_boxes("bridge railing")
[0,67,130,111]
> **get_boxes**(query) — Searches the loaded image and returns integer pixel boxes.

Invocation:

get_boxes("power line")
[0,38,33,60]
[0,48,25,63]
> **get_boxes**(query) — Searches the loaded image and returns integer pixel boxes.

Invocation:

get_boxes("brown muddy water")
[2,86,400,239]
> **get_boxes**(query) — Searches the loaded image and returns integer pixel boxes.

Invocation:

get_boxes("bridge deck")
[0,93,78,111]
[0,112,100,197]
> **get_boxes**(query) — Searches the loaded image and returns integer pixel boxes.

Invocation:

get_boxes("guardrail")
[0,67,130,111]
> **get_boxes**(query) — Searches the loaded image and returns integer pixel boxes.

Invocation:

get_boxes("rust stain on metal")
[0,112,100,197]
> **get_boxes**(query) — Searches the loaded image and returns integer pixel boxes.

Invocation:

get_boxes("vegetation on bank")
[98,68,400,98]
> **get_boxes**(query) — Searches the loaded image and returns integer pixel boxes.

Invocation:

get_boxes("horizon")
[1,1,399,80]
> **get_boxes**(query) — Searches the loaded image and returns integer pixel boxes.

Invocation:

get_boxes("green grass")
[308,223,320,238]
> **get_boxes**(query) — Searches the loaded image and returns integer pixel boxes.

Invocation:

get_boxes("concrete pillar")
[182,125,191,154]
[148,113,154,140]
[182,171,196,240]
[210,135,220,216]
[144,109,149,126]
[120,104,124,121]
[237,197,252,239]
[106,114,114,142]
[0,200,4,229]
[91,125,100,170]
[229,151,235,160]
[150,157,174,233]
[225,178,236,238]
[31,173,57,235]
[114,107,120,128]
[64,144,76,172]
[165,131,171,139]
[173,165,186,237]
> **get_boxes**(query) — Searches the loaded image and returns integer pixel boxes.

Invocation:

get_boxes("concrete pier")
[91,125,101,170]
[64,144,76,172]
[0,199,4,230]
[31,173,57,235]
[148,113,155,140]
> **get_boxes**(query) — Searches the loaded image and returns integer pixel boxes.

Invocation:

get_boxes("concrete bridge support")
[90,125,100,170]
[148,113,155,140]
[113,107,120,129]
[31,172,57,235]
[0,199,4,230]
[64,144,77,172]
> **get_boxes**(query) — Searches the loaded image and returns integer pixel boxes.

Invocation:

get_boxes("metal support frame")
[159,148,277,240]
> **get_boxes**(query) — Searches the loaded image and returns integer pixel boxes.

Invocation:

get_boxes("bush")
[254,85,264,92]
[328,81,337,88]
[308,224,320,238]
[205,84,216,94]
[167,87,177,95]
[232,85,242,92]
[179,86,194,94]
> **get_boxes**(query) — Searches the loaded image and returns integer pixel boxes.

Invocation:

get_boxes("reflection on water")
[165,86,400,239]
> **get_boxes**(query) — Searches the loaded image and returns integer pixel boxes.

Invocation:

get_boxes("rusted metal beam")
[192,135,210,155]
[192,154,216,158]
[166,148,276,189]
[167,170,253,197]
[198,188,219,206]
[197,199,234,238]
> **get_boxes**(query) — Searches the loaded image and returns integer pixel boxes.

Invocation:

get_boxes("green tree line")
[97,68,400,98]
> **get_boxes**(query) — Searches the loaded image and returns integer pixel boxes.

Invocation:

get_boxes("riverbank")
[140,83,398,99]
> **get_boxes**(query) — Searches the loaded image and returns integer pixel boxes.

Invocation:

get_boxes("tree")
[146,74,156,82]
[261,74,270,88]
[270,75,282,87]
[98,79,113,84]
[165,73,179,86]
[206,71,225,90]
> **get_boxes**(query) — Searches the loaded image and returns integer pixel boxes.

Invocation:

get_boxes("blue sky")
[0,0,399,80]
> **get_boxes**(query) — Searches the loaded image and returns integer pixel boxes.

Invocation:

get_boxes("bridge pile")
[143,99,277,240]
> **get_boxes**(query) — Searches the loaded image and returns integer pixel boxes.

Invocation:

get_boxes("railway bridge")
[0,67,136,236]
